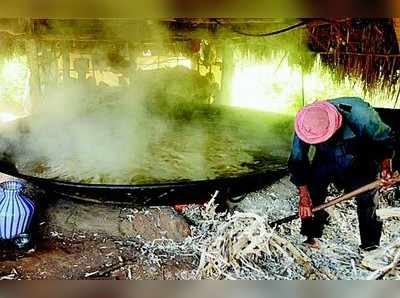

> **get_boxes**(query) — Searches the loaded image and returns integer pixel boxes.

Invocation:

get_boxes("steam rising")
[0,19,307,184]
[3,66,291,184]
[22,82,151,179]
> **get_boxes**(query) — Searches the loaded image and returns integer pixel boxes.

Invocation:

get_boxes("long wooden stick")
[269,174,400,228]
[312,179,382,212]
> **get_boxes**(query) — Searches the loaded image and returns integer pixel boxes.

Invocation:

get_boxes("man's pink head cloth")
[295,101,343,144]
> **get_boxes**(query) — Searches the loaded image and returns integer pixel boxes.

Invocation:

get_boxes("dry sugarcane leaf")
[366,248,400,280]
[376,208,400,220]
[361,240,400,271]
[361,250,390,271]
[270,233,334,280]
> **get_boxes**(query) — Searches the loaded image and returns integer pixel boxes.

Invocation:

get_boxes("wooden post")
[74,58,89,81]
[191,53,199,72]
[63,41,70,82]
[25,38,42,114]
[50,42,59,85]
[190,39,201,72]
[128,43,138,85]
[219,43,234,105]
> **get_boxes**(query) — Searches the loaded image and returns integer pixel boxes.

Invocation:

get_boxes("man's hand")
[381,158,394,187]
[298,185,313,219]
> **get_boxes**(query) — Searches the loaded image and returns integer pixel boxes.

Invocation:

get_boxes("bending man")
[288,97,395,251]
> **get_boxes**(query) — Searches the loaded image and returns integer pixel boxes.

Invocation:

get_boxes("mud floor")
[0,171,197,280]
[0,199,197,280]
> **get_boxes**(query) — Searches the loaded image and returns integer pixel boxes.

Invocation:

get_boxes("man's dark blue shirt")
[288,97,395,187]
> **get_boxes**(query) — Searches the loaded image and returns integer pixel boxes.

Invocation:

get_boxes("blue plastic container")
[0,181,35,240]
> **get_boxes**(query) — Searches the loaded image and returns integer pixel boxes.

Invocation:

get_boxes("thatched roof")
[307,18,400,94]
[0,18,399,95]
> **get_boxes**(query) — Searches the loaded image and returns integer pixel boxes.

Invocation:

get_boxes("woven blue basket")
[0,181,35,240]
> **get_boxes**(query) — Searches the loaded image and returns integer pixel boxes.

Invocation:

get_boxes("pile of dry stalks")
[181,187,334,280]
[135,176,400,280]
[186,178,400,279]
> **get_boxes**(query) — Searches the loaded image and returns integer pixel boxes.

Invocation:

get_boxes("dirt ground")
[0,173,197,280]
[0,233,195,280]
[0,201,197,279]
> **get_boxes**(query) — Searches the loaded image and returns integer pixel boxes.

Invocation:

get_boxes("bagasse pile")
[135,176,400,280]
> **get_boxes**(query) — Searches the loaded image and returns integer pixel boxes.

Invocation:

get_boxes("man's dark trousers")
[300,158,383,249]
